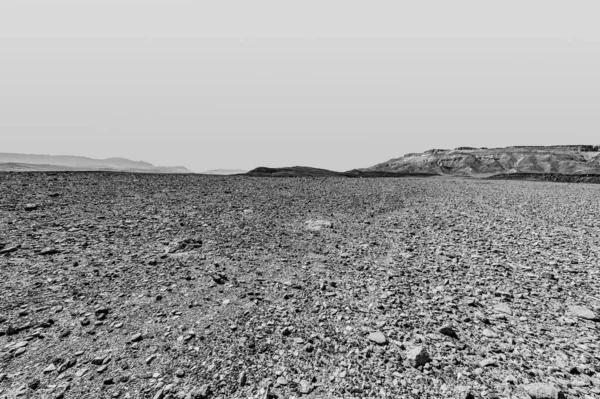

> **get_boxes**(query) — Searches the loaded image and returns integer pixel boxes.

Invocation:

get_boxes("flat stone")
[276,376,288,386]
[131,333,143,342]
[367,331,387,345]
[480,358,497,367]
[44,364,57,373]
[494,303,513,316]
[522,383,566,399]
[568,305,597,320]
[482,329,498,338]
[305,220,332,232]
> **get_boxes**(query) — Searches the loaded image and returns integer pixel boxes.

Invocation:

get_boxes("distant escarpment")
[246,166,439,178]
[365,145,600,176]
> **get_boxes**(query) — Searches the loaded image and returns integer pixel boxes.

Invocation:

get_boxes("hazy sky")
[1,1,599,172]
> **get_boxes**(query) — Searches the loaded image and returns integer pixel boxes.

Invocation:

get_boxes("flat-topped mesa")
[506,145,599,152]
[366,145,600,176]
[424,149,450,155]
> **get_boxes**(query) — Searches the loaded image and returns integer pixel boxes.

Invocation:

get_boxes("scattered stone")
[305,220,332,232]
[405,346,431,368]
[438,325,458,338]
[493,303,513,316]
[367,331,387,345]
[44,364,57,373]
[24,203,38,211]
[522,383,566,399]
[276,376,288,386]
[238,371,247,386]
[130,333,143,342]
[0,245,20,255]
[39,247,59,255]
[480,358,498,367]
[568,305,597,320]
[196,384,211,399]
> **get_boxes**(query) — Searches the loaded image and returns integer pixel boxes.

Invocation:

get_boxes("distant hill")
[203,169,247,175]
[364,145,600,176]
[0,153,193,174]
[246,166,439,178]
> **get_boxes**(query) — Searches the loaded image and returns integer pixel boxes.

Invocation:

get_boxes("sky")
[1,1,600,172]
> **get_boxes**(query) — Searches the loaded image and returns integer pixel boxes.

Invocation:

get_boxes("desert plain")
[0,172,599,399]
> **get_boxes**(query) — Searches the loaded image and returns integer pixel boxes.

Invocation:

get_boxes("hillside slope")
[365,145,600,176]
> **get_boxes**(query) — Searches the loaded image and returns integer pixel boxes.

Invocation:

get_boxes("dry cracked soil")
[1,173,599,399]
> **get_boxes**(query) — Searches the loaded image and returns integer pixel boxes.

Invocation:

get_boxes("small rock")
[14,347,26,356]
[522,383,566,399]
[494,303,513,316]
[482,329,498,338]
[405,346,431,368]
[276,376,288,386]
[153,390,164,399]
[238,371,247,386]
[480,358,497,367]
[196,384,211,399]
[44,364,57,373]
[299,380,313,394]
[175,369,185,378]
[6,325,19,335]
[39,247,59,255]
[568,305,597,320]
[305,220,332,232]
[438,325,458,338]
[24,203,38,211]
[130,333,143,342]
[92,356,107,365]
[367,331,387,345]
[281,326,292,336]
[97,365,108,373]
[0,244,20,256]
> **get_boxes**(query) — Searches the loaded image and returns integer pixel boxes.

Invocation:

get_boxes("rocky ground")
[488,173,600,185]
[0,172,599,399]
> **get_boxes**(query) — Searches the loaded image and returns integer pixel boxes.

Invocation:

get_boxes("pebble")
[438,325,458,338]
[197,384,210,399]
[480,358,497,367]
[238,371,247,386]
[568,305,597,320]
[44,364,57,373]
[405,346,431,368]
[276,376,288,386]
[130,333,143,342]
[482,329,498,338]
[97,365,108,373]
[494,303,513,315]
[367,331,387,345]
[522,383,566,399]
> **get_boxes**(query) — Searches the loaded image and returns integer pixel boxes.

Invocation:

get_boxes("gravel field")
[1,173,599,399]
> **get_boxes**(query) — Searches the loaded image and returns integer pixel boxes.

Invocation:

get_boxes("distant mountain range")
[0,153,192,173]
[5,145,600,178]
[248,145,600,178]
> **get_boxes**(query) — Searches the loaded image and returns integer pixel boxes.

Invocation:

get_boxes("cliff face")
[366,146,600,176]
